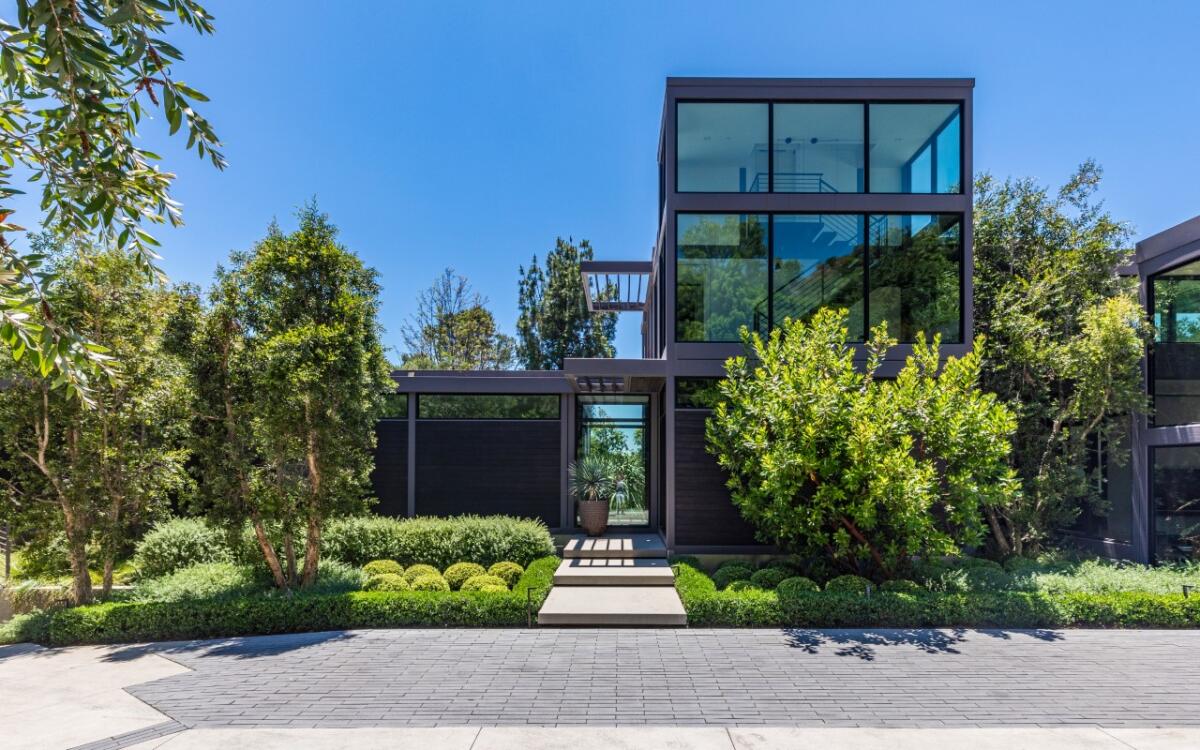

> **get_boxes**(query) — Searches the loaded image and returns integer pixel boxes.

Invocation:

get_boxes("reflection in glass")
[1152,258,1200,426]
[675,377,723,409]
[677,103,769,192]
[768,215,866,339]
[1070,433,1134,544]
[418,394,560,419]
[676,214,769,342]
[867,214,962,342]
[1153,445,1200,561]
[772,104,864,193]
[577,396,649,526]
[868,104,961,193]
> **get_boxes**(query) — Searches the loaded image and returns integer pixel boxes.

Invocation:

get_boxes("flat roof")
[1136,215,1200,265]
[666,76,975,88]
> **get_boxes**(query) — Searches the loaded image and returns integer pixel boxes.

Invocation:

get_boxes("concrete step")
[553,558,675,586]
[537,586,686,626]
[561,534,667,560]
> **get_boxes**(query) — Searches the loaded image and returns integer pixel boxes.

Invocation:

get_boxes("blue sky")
[11,0,1200,359]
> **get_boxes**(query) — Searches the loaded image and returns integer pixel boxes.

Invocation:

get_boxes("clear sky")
[10,0,1200,359]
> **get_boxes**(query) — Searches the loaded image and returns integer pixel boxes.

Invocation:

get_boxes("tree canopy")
[517,237,616,369]
[399,268,515,370]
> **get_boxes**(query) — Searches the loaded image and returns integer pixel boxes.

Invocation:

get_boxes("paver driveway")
[107,628,1200,729]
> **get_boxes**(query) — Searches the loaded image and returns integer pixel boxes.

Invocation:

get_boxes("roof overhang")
[580,260,653,313]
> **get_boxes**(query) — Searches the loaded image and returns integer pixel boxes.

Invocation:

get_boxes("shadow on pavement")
[783,627,1064,660]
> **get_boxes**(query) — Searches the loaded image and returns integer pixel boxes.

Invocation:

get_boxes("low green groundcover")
[2,556,558,646]
[672,561,1200,628]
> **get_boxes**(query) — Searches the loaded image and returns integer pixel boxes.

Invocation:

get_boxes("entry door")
[576,395,650,527]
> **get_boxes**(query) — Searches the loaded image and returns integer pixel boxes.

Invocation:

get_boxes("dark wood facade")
[370,420,408,518]
[673,410,758,547]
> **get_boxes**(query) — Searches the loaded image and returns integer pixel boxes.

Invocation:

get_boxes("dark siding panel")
[371,420,408,518]
[415,420,561,526]
[674,410,759,546]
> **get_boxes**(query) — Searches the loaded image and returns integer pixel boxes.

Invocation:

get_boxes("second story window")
[868,104,962,194]
[676,213,769,342]
[677,103,768,193]
[772,104,864,193]
[1151,257,1200,427]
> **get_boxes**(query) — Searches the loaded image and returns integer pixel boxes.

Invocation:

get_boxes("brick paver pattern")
[119,628,1200,728]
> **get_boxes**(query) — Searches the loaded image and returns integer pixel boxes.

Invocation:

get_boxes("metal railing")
[747,171,839,193]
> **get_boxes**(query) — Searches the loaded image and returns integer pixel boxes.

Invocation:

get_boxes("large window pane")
[576,396,648,527]
[867,214,962,342]
[1069,433,1134,544]
[1153,445,1200,561]
[381,392,408,419]
[676,214,769,342]
[772,215,866,339]
[868,104,961,193]
[677,103,768,193]
[1152,258,1200,426]
[675,377,723,409]
[772,104,863,193]
[418,394,560,419]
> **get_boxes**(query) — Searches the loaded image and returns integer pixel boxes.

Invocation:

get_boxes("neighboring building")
[372,77,974,553]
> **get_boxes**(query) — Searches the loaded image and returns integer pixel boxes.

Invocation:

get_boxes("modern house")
[372,77,974,555]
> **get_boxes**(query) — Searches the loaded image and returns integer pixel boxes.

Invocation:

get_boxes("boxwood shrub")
[487,562,524,588]
[443,563,487,591]
[2,556,560,646]
[134,519,232,578]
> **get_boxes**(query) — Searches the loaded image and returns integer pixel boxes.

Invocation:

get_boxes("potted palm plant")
[569,455,612,536]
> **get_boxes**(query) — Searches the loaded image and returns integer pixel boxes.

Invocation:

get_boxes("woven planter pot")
[578,499,610,537]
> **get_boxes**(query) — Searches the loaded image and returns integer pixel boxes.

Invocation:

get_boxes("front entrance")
[576,395,650,527]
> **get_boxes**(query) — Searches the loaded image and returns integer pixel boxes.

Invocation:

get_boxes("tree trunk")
[283,530,297,585]
[63,505,93,606]
[985,508,1012,556]
[250,512,288,589]
[101,554,114,598]
[301,512,321,587]
[300,416,322,588]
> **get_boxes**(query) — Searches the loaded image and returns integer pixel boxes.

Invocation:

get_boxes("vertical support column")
[406,391,416,518]
[665,376,676,553]
[559,392,572,531]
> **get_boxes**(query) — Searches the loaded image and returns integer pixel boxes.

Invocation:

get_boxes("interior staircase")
[537,533,687,626]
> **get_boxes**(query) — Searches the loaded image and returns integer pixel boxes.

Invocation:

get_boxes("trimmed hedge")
[671,562,1200,629]
[2,556,560,646]
[134,519,232,578]
[363,560,404,578]
[318,515,555,568]
[488,562,524,588]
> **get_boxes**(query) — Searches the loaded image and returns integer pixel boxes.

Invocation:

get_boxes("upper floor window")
[675,213,769,342]
[677,103,768,193]
[867,214,963,342]
[1151,257,1200,427]
[675,101,962,195]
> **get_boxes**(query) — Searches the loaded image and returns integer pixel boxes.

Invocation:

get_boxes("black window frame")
[1147,255,1200,428]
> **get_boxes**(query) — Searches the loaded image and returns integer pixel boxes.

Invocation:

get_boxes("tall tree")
[0,1,223,396]
[973,162,1150,555]
[517,238,616,369]
[400,268,515,370]
[0,237,191,604]
[170,205,390,589]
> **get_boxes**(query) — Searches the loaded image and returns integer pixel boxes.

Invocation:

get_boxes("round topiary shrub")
[749,567,791,590]
[880,579,925,595]
[487,562,524,588]
[461,574,508,592]
[775,576,820,599]
[410,573,450,592]
[364,573,410,592]
[478,584,509,593]
[403,564,440,584]
[134,518,233,578]
[712,565,753,590]
[362,559,404,578]
[726,579,761,592]
[823,574,872,595]
[443,562,487,591]
[716,559,753,573]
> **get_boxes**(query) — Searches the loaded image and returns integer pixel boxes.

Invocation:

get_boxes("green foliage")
[1014,556,1200,595]
[443,563,487,591]
[973,163,1151,554]
[364,574,409,592]
[749,568,791,590]
[461,574,508,592]
[824,575,873,595]
[711,566,753,590]
[487,562,524,588]
[398,268,515,370]
[516,237,616,369]
[727,580,761,592]
[362,560,404,578]
[880,579,926,595]
[706,307,1020,579]
[776,576,820,598]
[403,564,440,584]
[716,559,753,573]
[410,573,450,592]
[134,519,231,579]
[568,455,611,504]
[11,535,72,580]
[318,515,555,569]
[130,562,259,603]
[1,557,561,645]
[0,0,222,395]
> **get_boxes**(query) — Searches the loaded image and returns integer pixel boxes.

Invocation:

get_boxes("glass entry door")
[576,396,649,527]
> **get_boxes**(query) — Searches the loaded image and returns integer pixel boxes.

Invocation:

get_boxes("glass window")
[1069,433,1134,544]
[418,394,560,419]
[867,214,962,343]
[677,103,768,193]
[868,104,961,193]
[1151,257,1200,426]
[773,215,866,339]
[772,104,863,193]
[676,213,769,342]
[1152,445,1200,561]
[381,392,408,419]
[576,396,648,527]
[675,378,723,409]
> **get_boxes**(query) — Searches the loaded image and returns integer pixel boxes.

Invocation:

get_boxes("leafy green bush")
[364,574,409,592]
[362,560,404,578]
[1024,558,1200,596]
[880,579,925,595]
[319,515,555,568]
[461,574,507,592]
[410,573,450,592]
[443,563,487,591]
[776,576,819,598]
[403,564,440,584]
[727,580,761,592]
[130,563,260,603]
[487,562,524,588]
[134,518,232,578]
[712,566,753,590]
[824,575,872,595]
[12,534,72,580]
[749,568,790,590]
[1,557,561,646]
